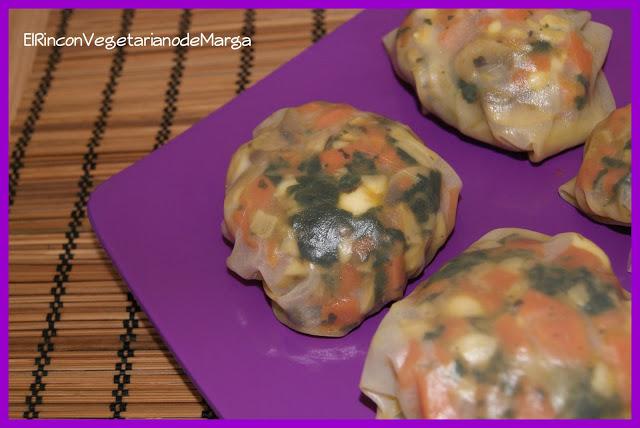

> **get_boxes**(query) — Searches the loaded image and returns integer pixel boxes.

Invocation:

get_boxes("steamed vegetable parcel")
[223,102,461,337]
[560,105,631,226]
[384,9,615,162]
[361,228,630,418]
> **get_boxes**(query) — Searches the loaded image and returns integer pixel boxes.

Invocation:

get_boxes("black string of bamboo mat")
[111,8,193,419]
[8,9,73,208]
[23,9,136,419]
[235,9,256,94]
[312,9,327,42]
[153,9,193,151]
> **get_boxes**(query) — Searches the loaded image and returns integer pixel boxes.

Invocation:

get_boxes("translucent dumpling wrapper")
[560,105,631,226]
[360,228,630,418]
[223,102,462,337]
[384,9,616,162]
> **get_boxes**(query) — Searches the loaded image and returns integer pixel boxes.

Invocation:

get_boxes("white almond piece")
[540,14,571,31]
[413,26,431,44]
[279,234,299,257]
[445,295,486,317]
[591,362,615,397]
[539,28,567,44]
[456,333,498,368]
[361,175,388,196]
[338,239,353,263]
[528,71,550,90]
[567,283,589,307]
[487,20,502,34]
[250,209,278,239]
[283,259,308,277]
[338,186,379,216]
[275,176,297,197]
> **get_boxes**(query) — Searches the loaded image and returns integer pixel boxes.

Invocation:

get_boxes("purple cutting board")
[88,9,631,419]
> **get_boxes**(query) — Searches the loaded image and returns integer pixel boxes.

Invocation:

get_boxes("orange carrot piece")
[378,146,406,172]
[477,15,493,28]
[339,263,362,293]
[503,9,529,21]
[530,52,551,71]
[416,374,430,418]
[555,244,605,272]
[386,254,406,295]
[235,177,275,248]
[567,31,593,75]
[519,289,591,364]
[295,102,323,115]
[319,149,348,174]
[503,237,544,256]
[326,296,361,328]
[511,68,529,85]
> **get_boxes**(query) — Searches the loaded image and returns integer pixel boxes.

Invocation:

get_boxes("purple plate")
[88,9,631,419]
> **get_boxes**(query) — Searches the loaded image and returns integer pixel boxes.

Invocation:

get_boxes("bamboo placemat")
[8,8,360,419]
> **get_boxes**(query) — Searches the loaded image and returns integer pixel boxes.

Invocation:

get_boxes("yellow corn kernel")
[413,26,431,44]
[567,283,590,307]
[338,185,380,215]
[445,294,486,317]
[487,20,502,34]
[528,71,550,90]
[591,362,615,397]
[250,209,278,239]
[361,175,388,196]
[540,14,571,31]
[455,333,498,368]
[539,27,567,44]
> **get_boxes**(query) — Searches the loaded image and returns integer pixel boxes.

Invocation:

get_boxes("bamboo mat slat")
[9,8,361,419]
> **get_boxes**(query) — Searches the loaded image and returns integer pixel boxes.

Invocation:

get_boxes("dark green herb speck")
[428,249,489,283]
[264,157,290,185]
[298,155,322,175]
[454,359,466,376]
[338,173,361,193]
[530,40,552,53]
[324,313,337,325]
[458,79,478,103]
[593,168,609,187]
[395,147,417,165]
[403,170,442,223]
[347,151,377,175]
[424,325,445,341]
[575,95,587,111]
[601,156,627,169]
[473,56,487,67]
[576,73,589,90]
[288,174,339,207]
